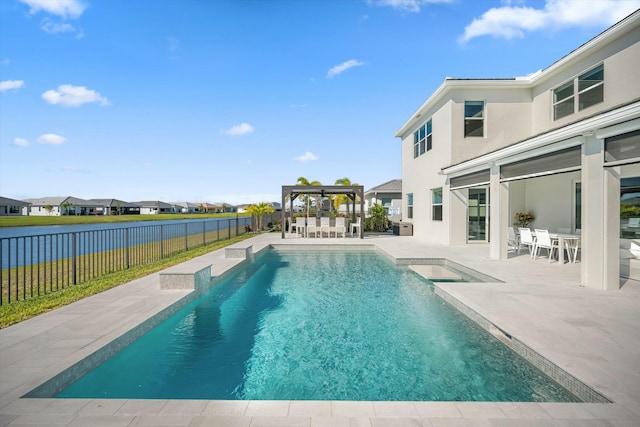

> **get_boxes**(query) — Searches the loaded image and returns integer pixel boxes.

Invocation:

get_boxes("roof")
[22,196,102,207]
[365,179,402,196]
[394,9,640,138]
[133,201,174,208]
[90,199,139,208]
[0,196,30,206]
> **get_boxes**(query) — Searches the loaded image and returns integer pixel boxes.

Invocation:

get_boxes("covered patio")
[281,185,365,239]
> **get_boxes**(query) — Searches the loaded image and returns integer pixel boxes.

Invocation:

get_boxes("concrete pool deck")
[1,233,639,426]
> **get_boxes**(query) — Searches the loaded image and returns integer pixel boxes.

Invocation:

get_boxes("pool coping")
[1,233,639,425]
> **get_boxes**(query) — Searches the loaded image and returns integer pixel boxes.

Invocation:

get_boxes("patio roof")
[281,185,365,239]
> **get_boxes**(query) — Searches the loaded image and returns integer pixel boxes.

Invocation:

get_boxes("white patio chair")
[518,228,536,258]
[320,217,330,238]
[334,217,346,238]
[294,217,306,238]
[306,217,320,238]
[533,229,559,262]
[350,217,362,237]
[507,226,521,255]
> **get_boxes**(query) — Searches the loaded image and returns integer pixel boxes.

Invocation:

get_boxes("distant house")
[0,196,30,216]
[236,204,250,213]
[364,179,402,219]
[90,199,141,215]
[173,202,202,214]
[209,203,236,213]
[22,196,102,216]
[133,201,175,214]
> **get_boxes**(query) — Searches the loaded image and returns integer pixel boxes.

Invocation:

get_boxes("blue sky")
[1,0,639,205]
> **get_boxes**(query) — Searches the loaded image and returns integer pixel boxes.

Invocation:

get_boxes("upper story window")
[407,193,413,219]
[413,119,433,158]
[464,101,484,137]
[553,64,604,120]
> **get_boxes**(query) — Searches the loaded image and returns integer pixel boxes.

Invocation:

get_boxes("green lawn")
[0,213,248,227]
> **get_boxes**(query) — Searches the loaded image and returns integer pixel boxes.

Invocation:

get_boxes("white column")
[449,187,468,245]
[581,134,616,290]
[604,166,621,290]
[489,163,508,259]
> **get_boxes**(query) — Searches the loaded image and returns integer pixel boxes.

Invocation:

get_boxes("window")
[464,101,484,137]
[432,188,443,221]
[412,119,432,158]
[407,193,413,219]
[426,120,432,151]
[553,81,574,120]
[553,64,604,120]
[578,64,604,111]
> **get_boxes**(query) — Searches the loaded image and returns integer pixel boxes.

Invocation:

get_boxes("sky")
[1,0,639,205]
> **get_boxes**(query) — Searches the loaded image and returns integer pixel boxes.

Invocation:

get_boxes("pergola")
[281,185,365,239]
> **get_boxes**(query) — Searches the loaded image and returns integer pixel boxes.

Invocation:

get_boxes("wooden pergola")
[281,185,365,239]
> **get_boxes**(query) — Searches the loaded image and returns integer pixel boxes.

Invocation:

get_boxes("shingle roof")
[365,179,402,195]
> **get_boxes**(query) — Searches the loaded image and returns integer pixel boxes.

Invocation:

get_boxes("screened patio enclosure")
[281,185,365,239]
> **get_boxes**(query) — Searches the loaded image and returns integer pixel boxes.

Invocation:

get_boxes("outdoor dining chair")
[518,228,536,258]
[306,217,319,238]
[350,217,362,237]
[533,229,559,262]
[507,226,521,255]
[333,217,347,238]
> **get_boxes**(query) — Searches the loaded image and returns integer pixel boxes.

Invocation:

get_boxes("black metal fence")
[0,217,262,306]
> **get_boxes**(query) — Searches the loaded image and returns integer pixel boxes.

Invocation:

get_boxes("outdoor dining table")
[531,230,580,264]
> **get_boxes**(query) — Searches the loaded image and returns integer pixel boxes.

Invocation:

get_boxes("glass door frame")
[467,186,490,243]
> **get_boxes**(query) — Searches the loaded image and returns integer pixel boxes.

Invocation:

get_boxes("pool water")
[57,250,578,402]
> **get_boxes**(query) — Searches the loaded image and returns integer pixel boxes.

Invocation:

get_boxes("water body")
[0,217,251,269]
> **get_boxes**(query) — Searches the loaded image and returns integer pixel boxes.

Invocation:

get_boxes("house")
[394,10,640,291]
[133,201,175,215]
[364,179,402,219]
[0,196,30,216]
[173,202,202,214]
[22,196,102,216]
[90,199,141,215]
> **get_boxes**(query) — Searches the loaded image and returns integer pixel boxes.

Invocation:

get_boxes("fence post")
[72,232,77,285]
[160,225,164,259]
[202,221,206,246]
[184,223,188,251]
[125,228,130,269]
[236,215,239,237]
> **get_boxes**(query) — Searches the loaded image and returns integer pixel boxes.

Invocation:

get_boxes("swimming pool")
[56,249,578,402]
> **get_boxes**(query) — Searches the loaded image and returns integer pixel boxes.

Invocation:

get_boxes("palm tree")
[296,177,322,216]
[246,202,275,231]
[334,177,359,217]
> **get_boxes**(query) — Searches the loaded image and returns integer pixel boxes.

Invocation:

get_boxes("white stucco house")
[133,201,176,215]
[395,10,640,291]
[364,179,402,219]
[0,197,30,216]
[22,196,102,216]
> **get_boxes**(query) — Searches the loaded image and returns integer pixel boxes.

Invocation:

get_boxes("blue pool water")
[57,250,578,402]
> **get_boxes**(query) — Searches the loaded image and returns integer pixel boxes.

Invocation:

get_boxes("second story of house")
[395,9,640,170]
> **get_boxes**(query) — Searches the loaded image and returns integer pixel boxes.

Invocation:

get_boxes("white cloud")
[13,137,29,147]
[296,152,318,162]
[42,84,109,107]
[327,59,365,79]
[20,0,86,19]
[41,18,76,34]
[0,80,25,92]
[372,0,452,13]
[37,133,66,145]
[460,0,640,43]
[221,123,255,136]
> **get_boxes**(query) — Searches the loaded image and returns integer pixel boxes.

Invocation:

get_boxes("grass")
[0,233,255,329]
[0,213,248,228]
